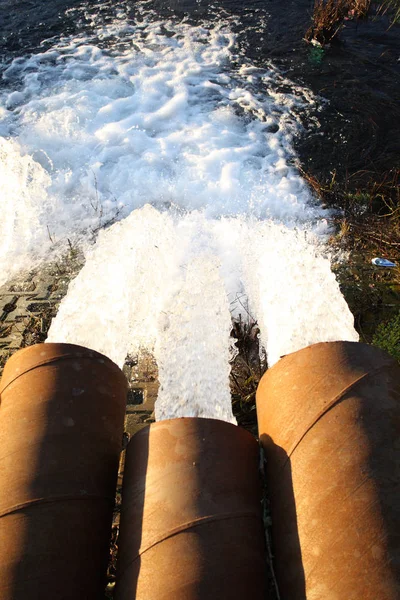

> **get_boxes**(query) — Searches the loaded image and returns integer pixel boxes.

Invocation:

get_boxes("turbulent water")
[0,1,358,422]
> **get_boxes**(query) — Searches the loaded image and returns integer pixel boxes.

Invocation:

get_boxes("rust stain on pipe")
[115,417,269,600]
[0,343,127,600]
[256,341,400,600]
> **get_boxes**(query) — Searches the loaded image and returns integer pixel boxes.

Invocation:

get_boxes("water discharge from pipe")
[0,3,358,421]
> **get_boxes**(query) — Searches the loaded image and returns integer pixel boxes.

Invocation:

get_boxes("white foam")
[48,206,358,422]
[1,6,358,421]
[236,220,358,365]
[0,15,324,273]
[0,137,53,275]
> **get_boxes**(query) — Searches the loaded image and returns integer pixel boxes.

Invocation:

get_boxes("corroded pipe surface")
[115,417,269,600]
[0,343,127,600]
[256,341,400,600]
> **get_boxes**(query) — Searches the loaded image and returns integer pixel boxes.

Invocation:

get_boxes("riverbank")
[240,1,400,351]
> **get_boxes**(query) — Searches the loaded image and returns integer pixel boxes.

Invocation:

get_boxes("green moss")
[372,310,400,360]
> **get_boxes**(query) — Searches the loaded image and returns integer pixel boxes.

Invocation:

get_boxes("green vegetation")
[372,310,400,359]
[301,165,400,352]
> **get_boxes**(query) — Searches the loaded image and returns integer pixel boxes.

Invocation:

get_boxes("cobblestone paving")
[0,255,83,369]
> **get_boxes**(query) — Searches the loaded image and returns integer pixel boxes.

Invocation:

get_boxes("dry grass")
[353,0,372,17]
[230,314,267,437]
[379,0,400,23]
[306,0,372,45]
[302,166,400,342]
[306,0,353,45]
[316,167,400,257]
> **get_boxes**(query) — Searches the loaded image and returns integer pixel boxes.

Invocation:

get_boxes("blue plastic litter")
[371,257,397,268]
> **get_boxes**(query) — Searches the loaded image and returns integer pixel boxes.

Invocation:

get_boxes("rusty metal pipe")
[256,341,400,600]
[115,417,269,600]
[0,343,127,600]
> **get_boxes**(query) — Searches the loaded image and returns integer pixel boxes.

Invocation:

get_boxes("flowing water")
[0,1,358,422]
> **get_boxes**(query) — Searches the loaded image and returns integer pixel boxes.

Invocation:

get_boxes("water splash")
[48,206,358,423]
[1,6,358,421]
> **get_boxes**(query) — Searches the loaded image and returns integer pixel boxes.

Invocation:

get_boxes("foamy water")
[0,4,358,421]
